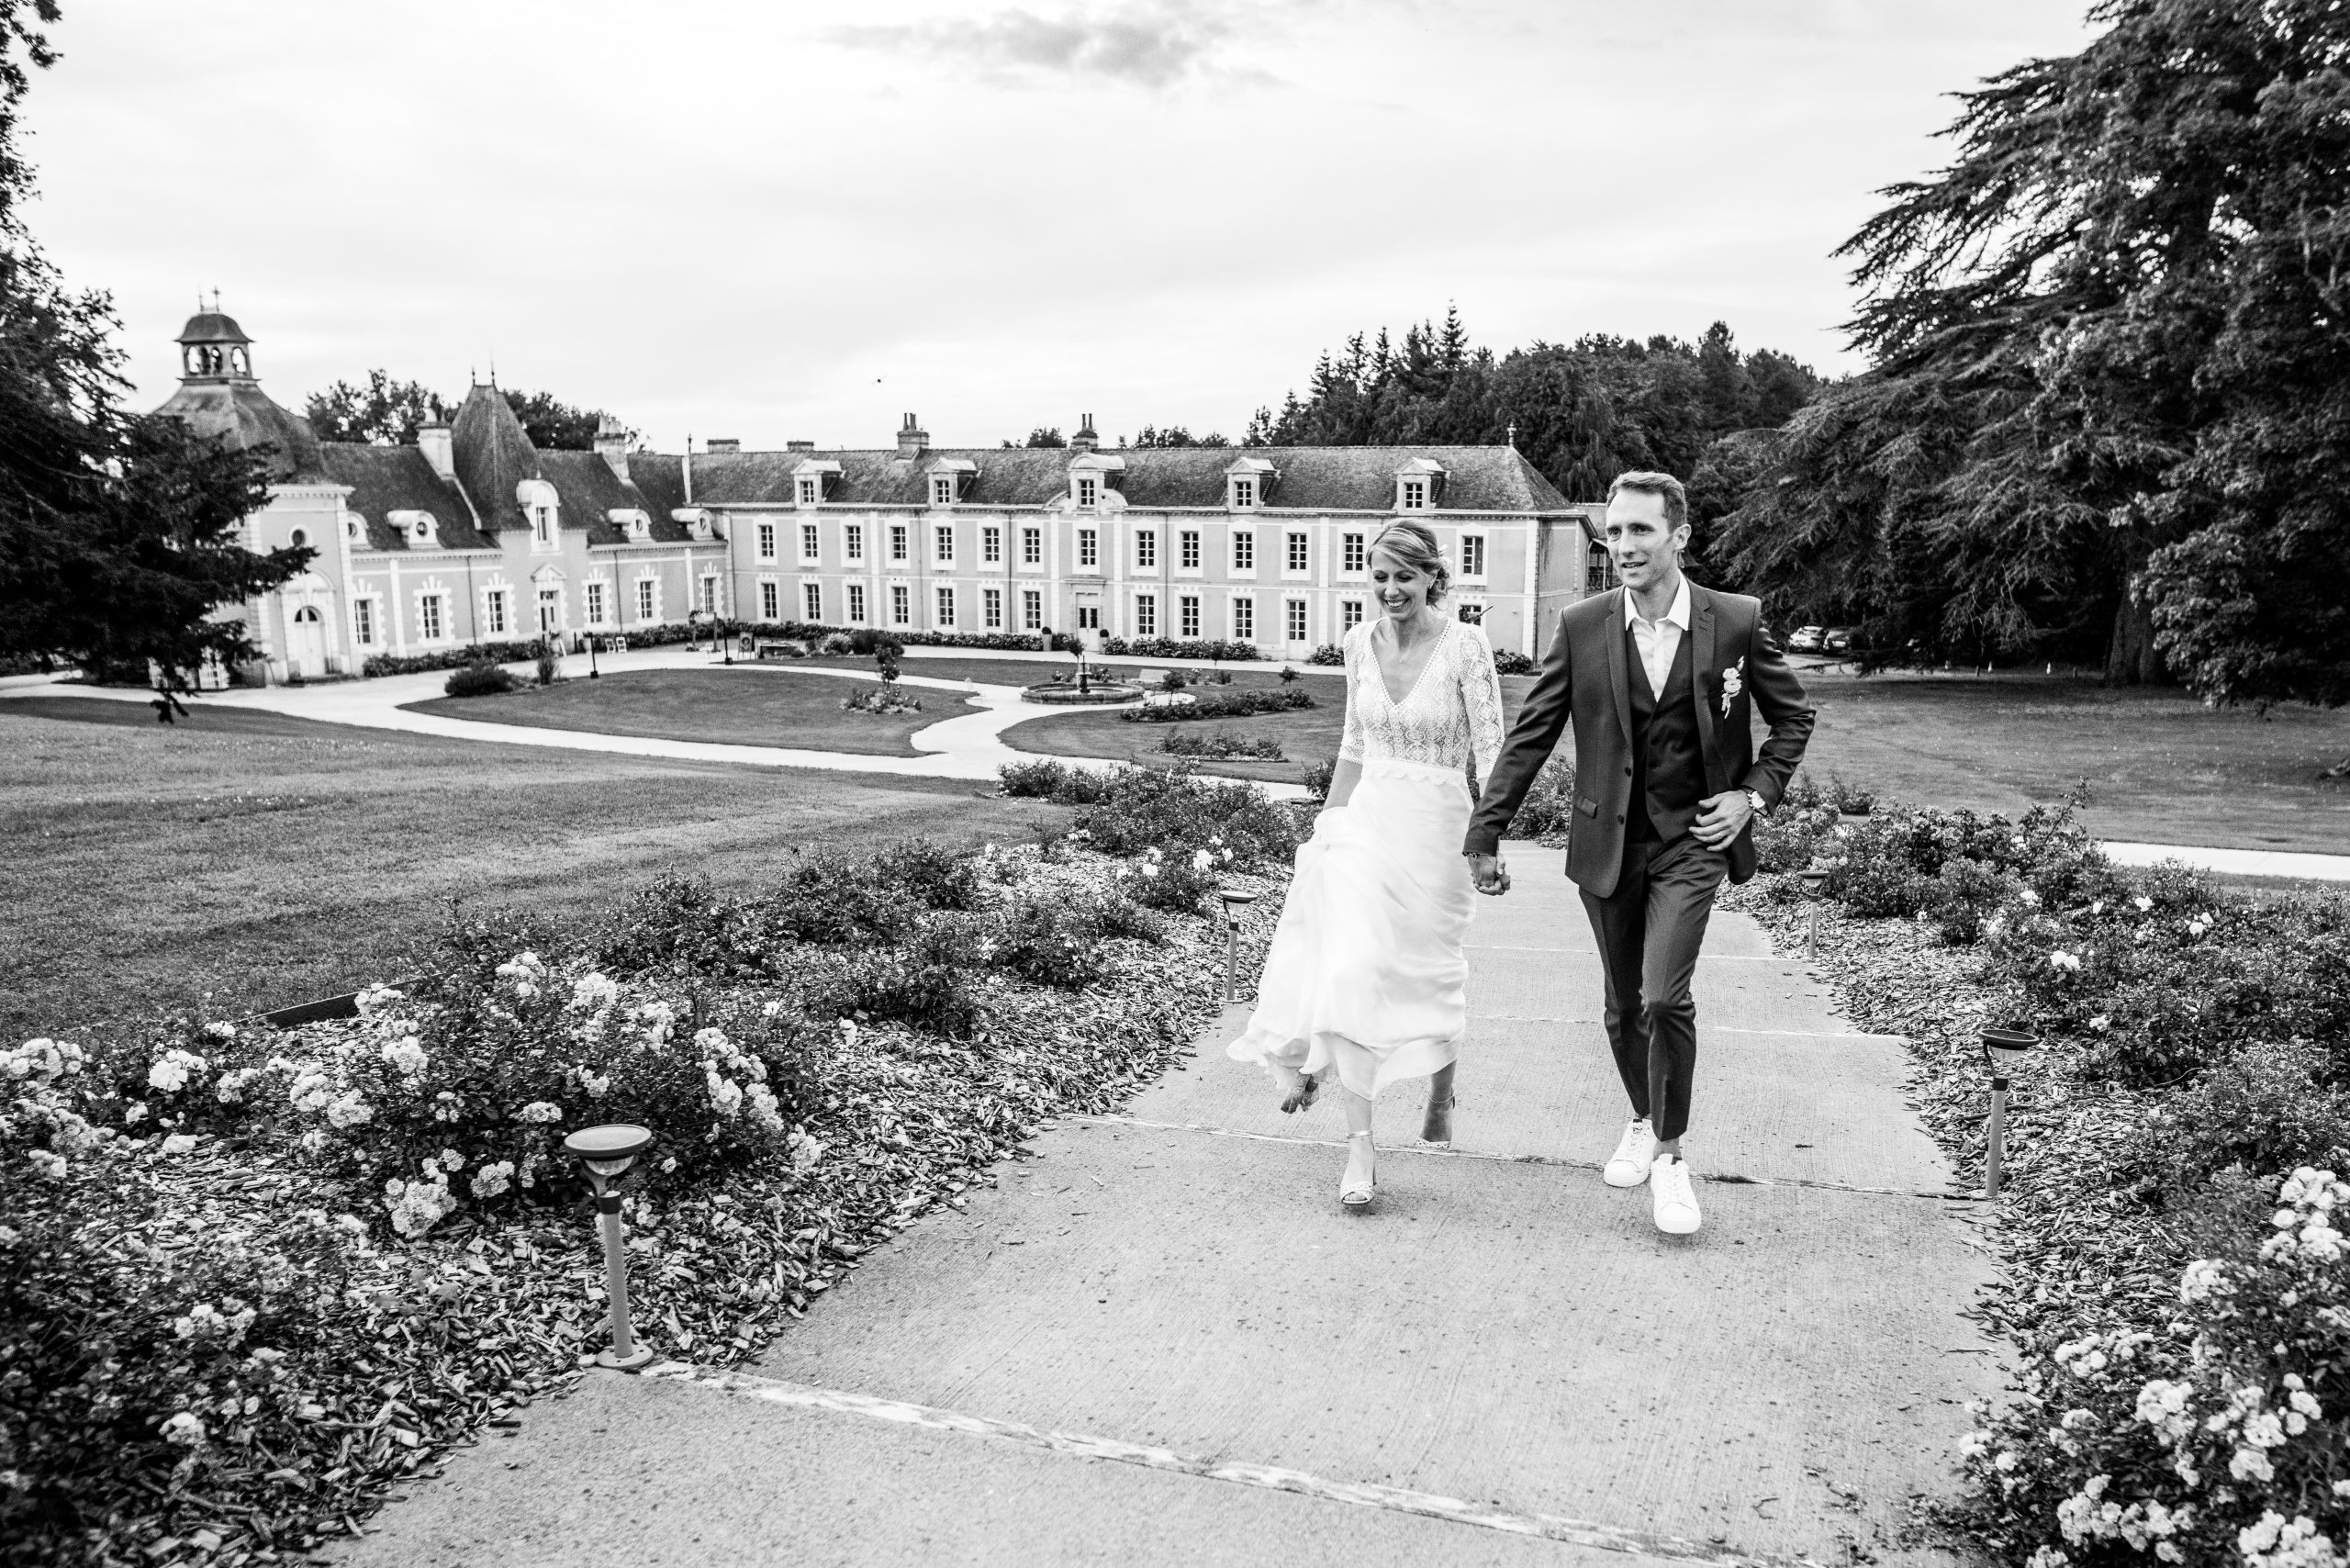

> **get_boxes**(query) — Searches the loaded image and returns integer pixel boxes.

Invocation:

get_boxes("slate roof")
[318,443,493,551]
[450,384,542,535]
[532,450,699,546]
[674,443,1576,513]
[151,379,327,482]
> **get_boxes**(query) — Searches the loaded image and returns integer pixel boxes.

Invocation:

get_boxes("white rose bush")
[5,792,1289,1565]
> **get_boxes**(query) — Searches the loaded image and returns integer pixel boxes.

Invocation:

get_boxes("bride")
[1226,519,1507,1211]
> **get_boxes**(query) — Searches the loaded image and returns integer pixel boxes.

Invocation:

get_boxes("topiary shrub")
[442,662,518,698]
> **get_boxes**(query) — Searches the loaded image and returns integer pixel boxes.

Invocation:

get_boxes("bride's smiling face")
[1369,549,1433,622]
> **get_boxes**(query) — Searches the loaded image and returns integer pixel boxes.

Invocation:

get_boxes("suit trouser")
[1580,834,1727,1143]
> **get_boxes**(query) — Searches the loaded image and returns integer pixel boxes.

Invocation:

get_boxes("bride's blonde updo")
[1370,519,1450,607]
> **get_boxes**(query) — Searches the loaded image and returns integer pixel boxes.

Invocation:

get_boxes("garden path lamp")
[563,1123,657,1371]
[1216,888,1259,1004]
[1799,868,1830,958]
[1978,1027,2037,1202]
[588,632,601,681]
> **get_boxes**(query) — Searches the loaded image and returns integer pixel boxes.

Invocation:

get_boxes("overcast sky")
[20,0,2097,454]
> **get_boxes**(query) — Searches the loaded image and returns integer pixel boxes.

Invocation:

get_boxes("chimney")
[417,420,455,481]
[593,415,632,483]
[705,438,742,454]
[897,412,928,458]
[786,440,816,453]
[1069,413,1099,454]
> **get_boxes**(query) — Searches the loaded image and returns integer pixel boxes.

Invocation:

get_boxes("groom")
[1463,471,1813,1236]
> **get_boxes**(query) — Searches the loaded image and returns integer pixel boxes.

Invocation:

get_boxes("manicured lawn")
[0,698,1068,1041]
[403,666,946,755]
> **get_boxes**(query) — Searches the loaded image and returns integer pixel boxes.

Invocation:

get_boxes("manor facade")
[155,310,1613,681]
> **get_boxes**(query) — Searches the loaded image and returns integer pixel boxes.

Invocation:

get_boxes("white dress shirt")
[1625,577,1691,699]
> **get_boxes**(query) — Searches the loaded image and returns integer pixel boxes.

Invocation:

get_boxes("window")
[797,477,818,506]
[931,476,954,508]
[1232,598,1255,643]
[1400,478,1427,510]
[1077,605,1100,630]
[1021,589,1041,631]
[934,524,954,564]
[1342,599,1365,631]
[757,521,777,561]
[1135,594,1157,637]
[983,588,1002,630]
[586,581,608,625]
[847,583,867,623]
[484,589,508,637]
[889,524,909,563]
[699,577,718,613]
[354,598,376,645]
[1180,595,1201,639]
[420,593,444,642]
[760,581,780,621]
[803,582,822,622]
[1077,476,1099,509]
[1460,534,1486,577]
[982,525,1002,564]
[1135,531,1157,569]
[1286,532,1308,572]
[636,579,656,621]
[1232,532,1255,572]
[1078,529,1098,569]
[935,587,956,626]
[890,584,911,626]
[1343,532,1367,572]
[537,588,559,633]
[1180,530,1201,570]
[1232,477,1256,510]
[1287,599,1308,642]
[1021,527,1042,566]
[845,524,866,564]
[289,527,308,549]
[1458,602,1485,624]
[532,506,554,544]
[1586,543,1610,591]
[801,523,820,561]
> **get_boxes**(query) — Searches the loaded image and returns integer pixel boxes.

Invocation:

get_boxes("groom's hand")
[1691,790,1754,849]
[1466,852,1511,895]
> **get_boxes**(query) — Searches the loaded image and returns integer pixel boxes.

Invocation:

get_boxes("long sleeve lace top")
[1336,616,1508,797]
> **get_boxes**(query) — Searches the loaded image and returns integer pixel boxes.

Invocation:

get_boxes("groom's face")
[1605,490,1689,594]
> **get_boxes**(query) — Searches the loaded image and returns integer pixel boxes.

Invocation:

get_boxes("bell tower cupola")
[175,293,256,383]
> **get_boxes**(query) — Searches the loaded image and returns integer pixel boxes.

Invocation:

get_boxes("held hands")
[1466,852,1511,896]
[1690,790,1755,850]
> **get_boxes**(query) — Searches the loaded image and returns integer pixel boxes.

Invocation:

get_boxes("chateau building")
[154,311,1612,679]
[695,415,1610,661]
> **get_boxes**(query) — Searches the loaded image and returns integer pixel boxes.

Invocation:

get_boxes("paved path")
[332,843,2001,1568]
[6,660,2343,874]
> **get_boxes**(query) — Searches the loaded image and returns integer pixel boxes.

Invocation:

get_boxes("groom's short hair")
[1607,470,1689,531]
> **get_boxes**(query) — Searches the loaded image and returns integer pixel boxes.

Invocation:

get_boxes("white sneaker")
[1603,1118,1658,1188]
[1650,1154,1702,1235]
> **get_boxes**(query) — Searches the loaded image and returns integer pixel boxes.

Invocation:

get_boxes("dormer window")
[798,478,818,506]
[609,509,653,543]
[390,509,441,549]
[1224,454,1278,511]
[345,515,364,543]
[1400,479,1427,510]
[932,476,954,508]
[1393,457,1448,512]
[791,458,842,509]
[1232,477,1256,510]
[1077,476,1099,509]
[923,457,976,508]
[517,479,560,551]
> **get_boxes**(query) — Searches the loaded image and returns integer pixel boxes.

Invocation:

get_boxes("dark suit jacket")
[1463,583,1815,897]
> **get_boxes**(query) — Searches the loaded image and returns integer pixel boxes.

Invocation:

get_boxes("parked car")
[1787,625,1826,653]
[1822,627,1855,653]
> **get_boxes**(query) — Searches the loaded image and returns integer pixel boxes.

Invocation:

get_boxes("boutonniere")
[1718,656,1745,716]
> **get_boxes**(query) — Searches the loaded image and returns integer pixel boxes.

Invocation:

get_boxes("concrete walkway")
[332,843,2001,1568]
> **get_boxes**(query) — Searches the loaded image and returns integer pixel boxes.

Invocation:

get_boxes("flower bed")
[1099,636,1260,664]
[1118,688,1316,723]
[1729,793,2350,1567]
[1,798,1292,1566]
[1159,729,1282,761]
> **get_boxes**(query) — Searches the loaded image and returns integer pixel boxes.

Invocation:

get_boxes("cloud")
[828,6,1242,90]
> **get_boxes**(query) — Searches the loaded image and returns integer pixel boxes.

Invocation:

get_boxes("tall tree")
[304,370,443,445]
[500,387,608,451]
[0,1,304,690]
[1716,0,2350,703]
[1129,423,1229,448]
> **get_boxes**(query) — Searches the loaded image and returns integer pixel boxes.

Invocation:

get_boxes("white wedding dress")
[1228,616,1507,1099]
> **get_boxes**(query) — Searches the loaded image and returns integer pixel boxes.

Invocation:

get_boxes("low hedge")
[1305,640,1535,675]
[1118,688,1316,723]
[361,640,543,678]
[1100,636,1260,663]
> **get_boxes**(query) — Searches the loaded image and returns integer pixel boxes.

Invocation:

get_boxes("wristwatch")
[1744,789,1768,817]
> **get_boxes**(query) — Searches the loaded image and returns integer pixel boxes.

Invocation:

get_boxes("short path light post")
[1799,868,1830,958]
[1979,1028,2036,1201]
[563,1124,657,1371]
[1216,888,1259,1004]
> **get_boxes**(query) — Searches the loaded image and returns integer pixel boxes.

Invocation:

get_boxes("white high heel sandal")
[1338,1131,1377,1211]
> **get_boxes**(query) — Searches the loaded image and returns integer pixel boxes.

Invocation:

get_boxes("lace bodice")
[1337,616,1507,794]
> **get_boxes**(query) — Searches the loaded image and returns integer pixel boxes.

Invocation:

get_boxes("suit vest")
[1626,624,1707,843]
